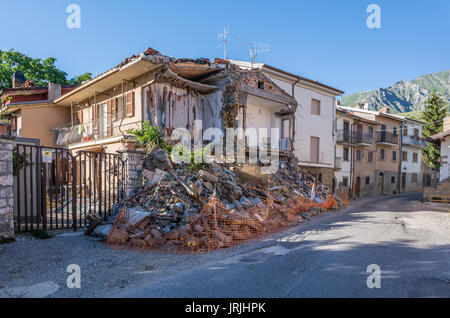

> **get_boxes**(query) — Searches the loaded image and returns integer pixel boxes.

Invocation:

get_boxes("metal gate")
[13,144,126,232]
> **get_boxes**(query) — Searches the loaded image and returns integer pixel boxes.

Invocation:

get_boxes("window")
[368,126,374,137]
[392,151,397,161]
[368,151,373,163]
[380,149,385,160]
[343,147,349,161]
[413,153,418,163]
[342,177,349,187]
[356,150,362,161]
[258,81,265,89]
[311,99,321,115]
[414,128,419,137]
[310,137,320,163]
[412,173,418,183]
[391,176,396,184]
[365,177,370,185]
[393,126,398,136]
[403,126,408,136]
[402,151,408,162]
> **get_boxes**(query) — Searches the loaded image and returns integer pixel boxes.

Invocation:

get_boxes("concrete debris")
[108,150,347,251]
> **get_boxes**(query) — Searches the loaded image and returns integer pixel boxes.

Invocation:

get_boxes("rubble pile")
[106,149,347,253]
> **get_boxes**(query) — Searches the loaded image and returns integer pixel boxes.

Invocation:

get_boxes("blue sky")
[2,0,449,95]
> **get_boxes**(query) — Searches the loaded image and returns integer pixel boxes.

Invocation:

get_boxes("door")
[354,177,361,197]
[310,137,320,163]
[380,124,387,142]
[343,121,350,142]
[401,173,406,192]
[378,172,384,195]
[356,124,363,143]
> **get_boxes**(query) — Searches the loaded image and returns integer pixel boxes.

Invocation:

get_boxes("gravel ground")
[0,193,448,298]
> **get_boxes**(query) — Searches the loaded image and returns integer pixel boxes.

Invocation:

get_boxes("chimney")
[48,83,61,100]
[443,115,450,132]
[12,71,26,88]
[379,107,390,114]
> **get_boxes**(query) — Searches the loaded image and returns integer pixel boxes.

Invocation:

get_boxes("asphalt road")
[119,193,450,298]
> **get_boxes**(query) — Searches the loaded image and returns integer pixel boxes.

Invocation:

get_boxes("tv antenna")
[217,27,242,60]
[249,42,270,68]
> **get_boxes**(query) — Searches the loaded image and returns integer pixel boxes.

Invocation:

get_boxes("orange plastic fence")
[106,190,344,254]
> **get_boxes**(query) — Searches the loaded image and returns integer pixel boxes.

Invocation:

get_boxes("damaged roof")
[228,59,345,96]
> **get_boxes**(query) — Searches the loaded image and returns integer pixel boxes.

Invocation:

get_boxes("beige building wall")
[19,105,71,147]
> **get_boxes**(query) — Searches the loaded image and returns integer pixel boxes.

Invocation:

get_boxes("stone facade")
[304,166,334,192]
[375,169,399,196]
[0,138,14,240]
[118,150,145,197]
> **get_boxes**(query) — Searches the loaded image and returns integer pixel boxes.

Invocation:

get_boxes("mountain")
[342,70,450,113]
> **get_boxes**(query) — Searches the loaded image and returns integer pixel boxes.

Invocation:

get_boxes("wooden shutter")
[77,110,83,124]
[126,91,135,117]
[310,137,320,163]
[112,98,117,121]
[92,104,98,134]
[107,99,113,137]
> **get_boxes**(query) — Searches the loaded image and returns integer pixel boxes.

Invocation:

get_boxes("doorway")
[354,177,361,197]
[401,172,406,192]
[378,172,384,195]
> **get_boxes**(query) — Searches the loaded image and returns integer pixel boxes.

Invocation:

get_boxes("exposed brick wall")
[242,73,287,96]
[0,138,14,240]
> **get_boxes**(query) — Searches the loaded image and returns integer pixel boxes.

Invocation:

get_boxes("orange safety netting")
[106,188,344,254]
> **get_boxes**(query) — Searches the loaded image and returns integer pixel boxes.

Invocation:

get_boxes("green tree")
[69,72,92,85]
[0,49,91,90]
[0,49,67,89]
[422,91,448,170]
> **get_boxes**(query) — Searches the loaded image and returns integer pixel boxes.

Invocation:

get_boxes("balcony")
[402,135,427,148]
[353,132,374,146]
[376,132,399,146]
[336,130,352,144]
[54,112,127,147]
[336,130,374,146]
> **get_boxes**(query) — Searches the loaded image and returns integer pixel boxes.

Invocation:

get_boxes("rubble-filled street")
[0,193,448,298]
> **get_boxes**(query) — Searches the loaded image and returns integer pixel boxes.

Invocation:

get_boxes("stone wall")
[118,150,145,197]
[0,138,14,240]
[303,167,334,192]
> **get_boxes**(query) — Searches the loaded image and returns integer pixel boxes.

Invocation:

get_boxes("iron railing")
[402,135,427,148]
[337,130,374,145]
[377,131,399,145]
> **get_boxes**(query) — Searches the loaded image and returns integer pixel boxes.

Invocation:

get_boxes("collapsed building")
[51,47,347,252]
[54,49,297,155]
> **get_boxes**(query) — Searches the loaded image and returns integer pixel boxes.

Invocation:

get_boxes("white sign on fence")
[42,150,53,163]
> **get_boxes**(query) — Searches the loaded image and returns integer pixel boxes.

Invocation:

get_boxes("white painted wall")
[335,114,353,185]
[266,76,336,168]
[246,103,281,132]
[440,138,450,181]
[401,122,423,176]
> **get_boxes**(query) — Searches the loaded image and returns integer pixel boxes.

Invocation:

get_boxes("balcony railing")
[54,111,129,147]
[336,130,374,145]
[353,132,374,145]
[336,130,352,144]
[376,131,399,145]
[402,135,427,148]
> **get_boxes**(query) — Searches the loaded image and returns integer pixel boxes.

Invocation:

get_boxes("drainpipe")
[349,122,356,198]
[291,78,299,152]
[398,121,405,193]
